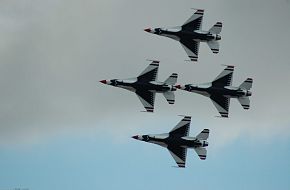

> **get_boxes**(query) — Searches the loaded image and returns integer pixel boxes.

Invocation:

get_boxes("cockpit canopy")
[154,26,181,34]
[154,28,162,35]
[142,135,150,141]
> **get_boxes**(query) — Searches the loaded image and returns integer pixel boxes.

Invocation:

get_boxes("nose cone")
[175,84,185,90]
[175,84,181,89]
[99,80,108,84]
[132,135,139,140]
[144,28,152,33]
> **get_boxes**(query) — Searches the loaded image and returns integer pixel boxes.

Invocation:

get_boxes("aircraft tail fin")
[209,22,222,34]
[163,91,175,105]
[238,97,250,110]
[196,129,210,140]
[207,41,219,54]
[164,73,178,85]
[239,78,253,90]
[194,147,207,160]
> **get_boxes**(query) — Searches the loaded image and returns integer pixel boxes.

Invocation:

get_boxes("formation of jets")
[100,9,253,168]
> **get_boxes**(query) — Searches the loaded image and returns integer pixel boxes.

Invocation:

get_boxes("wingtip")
[215,115,229,118]
[146,59,160,64]
[190,8,204,12]
[221,64,235,68]
[177,115,191,119]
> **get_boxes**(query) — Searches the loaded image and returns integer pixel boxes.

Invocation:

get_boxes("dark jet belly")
[162,30,213,41]
[166,137,202,148]
[207,87,239,96]
[188,85,242,97]
[129,82,170,92]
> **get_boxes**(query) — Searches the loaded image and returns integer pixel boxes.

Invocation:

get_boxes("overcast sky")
[0,0,290,189]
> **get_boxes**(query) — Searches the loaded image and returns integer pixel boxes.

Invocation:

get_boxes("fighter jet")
[176,65,253,118]
[144,9,222,62]
[99,60,178,112]
[132,116,209,168]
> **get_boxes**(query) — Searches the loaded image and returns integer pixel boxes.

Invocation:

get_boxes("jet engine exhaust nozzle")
[216,34,221,40]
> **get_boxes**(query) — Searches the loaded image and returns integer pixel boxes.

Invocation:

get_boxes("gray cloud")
[0,0,290,147]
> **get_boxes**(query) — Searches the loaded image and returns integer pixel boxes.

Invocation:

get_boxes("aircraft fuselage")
[110,79,176,93]
[184,84,252,98]
[140,134,208,149]
[156,28,220,42]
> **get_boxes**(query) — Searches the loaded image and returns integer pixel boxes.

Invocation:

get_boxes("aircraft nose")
[99,80,107,84]
[132,135,139,140]
[144,28,152,33]
[175,84,185,90]
[175,84,181,89]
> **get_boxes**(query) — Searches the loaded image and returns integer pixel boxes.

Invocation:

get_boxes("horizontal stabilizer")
[238,97,250,110]
[164,73,178,85]
[194,147,207,160]
[196,129,210,140]
[209,22,222,34]
[207,41,219,54]
[163,91,175,105]
[239,78,253,90]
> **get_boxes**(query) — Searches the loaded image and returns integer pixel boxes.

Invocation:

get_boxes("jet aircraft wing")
[212,65,234,87]
[136,90,156,112]
[180,39,200,62]
[137,61,159,82]
[182,9,204,31]
[210,95,230,118]
[169,116,191,137]
[167,145,187,168]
